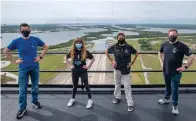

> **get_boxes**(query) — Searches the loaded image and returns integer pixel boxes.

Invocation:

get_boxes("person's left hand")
[127,62,134,68]
[34,56,41,62]
[176,66,186,73]
[83,65,89,70]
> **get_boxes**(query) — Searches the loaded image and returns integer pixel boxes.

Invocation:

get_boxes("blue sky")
[1,0,196,24]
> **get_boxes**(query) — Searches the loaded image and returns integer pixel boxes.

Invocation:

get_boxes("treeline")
[126,31,196,39]
[138,35,196,51]
[116,24,137,28]
[81,29,117,41]
[138,39,153,51]
[46,39,75,50]
[139,24,196,30]
[41,29,116,50]
[116,24,196,30]
[1,24,80,33]
[126,31,167,38]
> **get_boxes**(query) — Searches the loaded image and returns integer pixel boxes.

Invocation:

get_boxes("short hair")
[117,33,125,38]
[20,23,30,29]
[168,29,178,34]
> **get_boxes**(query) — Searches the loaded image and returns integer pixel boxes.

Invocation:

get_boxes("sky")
[1,0,196,24]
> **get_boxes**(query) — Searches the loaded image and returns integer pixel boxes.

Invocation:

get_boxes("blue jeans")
[163,72,182,106]
[18,67,39,111]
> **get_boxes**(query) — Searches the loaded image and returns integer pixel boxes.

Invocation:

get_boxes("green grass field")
[128,37,196,84]
[126,39,145,84]
[181,61,196,84]
[1,54,67,84]
[1,36,196,85]
[136,36,196,84]
[1,74,16,84]
[141,54,164,84]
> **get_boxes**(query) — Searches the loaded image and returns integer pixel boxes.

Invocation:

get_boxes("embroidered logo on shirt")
[75,54,81,65]
[172,48,177,53]
[75,61,81,65]
[31,43,36,48]
[188,49,192,54]
[125,49,128,53]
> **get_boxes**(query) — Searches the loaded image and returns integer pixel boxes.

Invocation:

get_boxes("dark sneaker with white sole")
[128,106,134,112]
[16,109,27,119]
[158,99,170,104]
[32,101,41,109]
[113,98,121,104]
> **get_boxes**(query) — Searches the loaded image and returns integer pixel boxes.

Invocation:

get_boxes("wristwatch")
[39,56,43,59]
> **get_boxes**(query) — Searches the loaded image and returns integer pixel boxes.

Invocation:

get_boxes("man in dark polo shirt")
[105,33,138,112]
[158,29,195,115]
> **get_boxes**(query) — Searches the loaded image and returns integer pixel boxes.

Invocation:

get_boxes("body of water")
[141,27,196,34]
[79,28,107,33]
[1,31,85,48]
[92,38,109,52]
[102,29,139,37]
[1,26,196,48]
[114,25,196,34]
[1,28,107,48]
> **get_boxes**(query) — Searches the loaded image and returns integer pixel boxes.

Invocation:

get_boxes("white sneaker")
[172,106,179,115]
[67,98,75,107]
[86,99,93,109]
[128,106,134,112]
[158,99,170,104]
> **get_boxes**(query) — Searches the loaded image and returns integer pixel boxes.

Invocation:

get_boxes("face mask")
[75,43,82,50]
[21,30,30,37]
[118,39,125,45]
[169,36,177,42]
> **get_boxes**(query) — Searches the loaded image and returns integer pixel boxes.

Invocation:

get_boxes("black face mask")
[21,30,30,37]
[169,36,177,42]
[118,39,125,45]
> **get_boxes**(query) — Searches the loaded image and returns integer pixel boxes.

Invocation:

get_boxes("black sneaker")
[113,98,120,104]
[128,106,134,112]
[32,101,41,109]
[16,109,27,119]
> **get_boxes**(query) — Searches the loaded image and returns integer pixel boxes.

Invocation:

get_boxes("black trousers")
[71,70,92,99]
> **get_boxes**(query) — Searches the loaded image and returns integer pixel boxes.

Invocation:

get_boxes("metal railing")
[1,52,196,88]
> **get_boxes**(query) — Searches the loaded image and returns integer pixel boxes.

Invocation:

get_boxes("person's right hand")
[15,59,23,64]
[111,61,117,68]
[70,65,75,69]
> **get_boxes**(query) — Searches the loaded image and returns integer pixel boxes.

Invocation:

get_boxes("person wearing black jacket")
[105,33,138,112]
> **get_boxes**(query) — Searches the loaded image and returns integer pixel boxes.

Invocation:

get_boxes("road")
[49,54,114,84]
[1,61,18,84]
[1,61,41,84]
[139,55,151,85]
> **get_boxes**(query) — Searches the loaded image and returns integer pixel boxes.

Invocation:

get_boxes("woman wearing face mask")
[65,38,95,109]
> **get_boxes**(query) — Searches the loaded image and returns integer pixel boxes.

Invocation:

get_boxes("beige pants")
[113,69,134,106]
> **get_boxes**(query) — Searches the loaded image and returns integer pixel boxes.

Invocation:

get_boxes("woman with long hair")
[65,38,95,108]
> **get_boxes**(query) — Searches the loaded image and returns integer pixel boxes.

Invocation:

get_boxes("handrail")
[1,52,196,88]
[1,84,196,88]
[1,70,196,72]
[1,52,196,54]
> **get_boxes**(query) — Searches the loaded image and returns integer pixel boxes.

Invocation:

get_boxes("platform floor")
[1,93,196,121]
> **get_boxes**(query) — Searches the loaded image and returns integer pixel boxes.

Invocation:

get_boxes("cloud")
[1,1,196,24]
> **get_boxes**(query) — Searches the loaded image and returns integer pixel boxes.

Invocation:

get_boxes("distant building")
[106,37,115,40]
